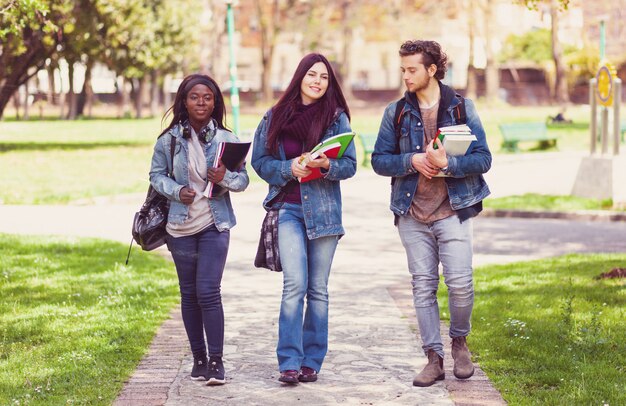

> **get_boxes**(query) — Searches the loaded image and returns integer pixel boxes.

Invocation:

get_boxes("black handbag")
[126,136,176,263]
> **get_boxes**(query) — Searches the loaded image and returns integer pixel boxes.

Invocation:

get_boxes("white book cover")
[433,133,477,177]
[441,134,477,156]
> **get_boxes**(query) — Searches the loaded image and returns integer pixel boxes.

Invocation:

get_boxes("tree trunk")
[116,76,126,118]
[0,30,56,119]
[551,0,569,104]
[66,61,77,120]
[77,59,94,117]
[339,0,354,100]
[257,0,278,103]
[465,0,478,99]
[483,0,499,105]
[163,74,172,111]
[46,64,56,106]
[58,69,65,119]
[133,77,145,119]
[150,70,159,117]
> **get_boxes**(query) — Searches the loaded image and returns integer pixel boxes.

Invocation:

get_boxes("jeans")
[397,214,474,358]
[166,225,229,358]
[277,203,338,372]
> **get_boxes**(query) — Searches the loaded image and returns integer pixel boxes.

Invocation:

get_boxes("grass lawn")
[0,234,179,405]
[484,193,622,212]
[437,253,626,405]
[0,105,595,204]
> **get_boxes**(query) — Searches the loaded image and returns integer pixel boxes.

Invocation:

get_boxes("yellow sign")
[596,62,616,107]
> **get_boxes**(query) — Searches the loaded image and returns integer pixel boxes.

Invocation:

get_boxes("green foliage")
[0,0,54,40]
[0,0,71,63]
[0,233,179,405]
[483,193,619,212]
[500,28,552,65]
[455,254,626,404]
[517,0,570,11]
[95,0,200,78]
[565,45,601,86]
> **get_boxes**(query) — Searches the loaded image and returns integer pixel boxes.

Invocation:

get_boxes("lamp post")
[225,0,240,135]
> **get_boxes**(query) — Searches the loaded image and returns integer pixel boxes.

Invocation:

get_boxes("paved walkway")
[2,153,625,405]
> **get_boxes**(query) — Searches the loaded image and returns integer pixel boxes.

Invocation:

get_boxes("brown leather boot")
[413,349,445,387]
[451,336,475,379]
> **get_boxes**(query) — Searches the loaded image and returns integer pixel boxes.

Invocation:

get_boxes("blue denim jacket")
[149,121,249,231]
[371,89,491,217]
[251,109,357,239]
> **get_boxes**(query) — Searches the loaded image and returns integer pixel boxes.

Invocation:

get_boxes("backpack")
[393,94,466,140]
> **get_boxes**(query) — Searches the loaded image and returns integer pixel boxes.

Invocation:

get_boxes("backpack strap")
[393,97,406,140]
[453,94,466,124]
[169,136,176,177]
[392,97,407,155]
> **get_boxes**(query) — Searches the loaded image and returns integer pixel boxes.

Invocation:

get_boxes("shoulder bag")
[125,136,176,263]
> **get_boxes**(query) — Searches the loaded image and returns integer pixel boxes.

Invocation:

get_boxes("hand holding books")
[294,131,355,183]
[207,159,226,184]
[426,137,448,169]
[428,124,478,177]
[203,141,251,198]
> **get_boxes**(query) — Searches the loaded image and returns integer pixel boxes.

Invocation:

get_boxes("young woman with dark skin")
[149,74,249,385]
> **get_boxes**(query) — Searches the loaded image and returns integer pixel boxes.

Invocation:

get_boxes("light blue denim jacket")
[149,121,249,231]
[251,109,357,239]
[371,88,491,217]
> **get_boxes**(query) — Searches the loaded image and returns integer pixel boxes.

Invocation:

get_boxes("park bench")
[498,122,556,152]
[358,133,377,166]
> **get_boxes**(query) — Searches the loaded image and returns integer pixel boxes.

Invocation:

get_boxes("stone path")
[2,153,625,405]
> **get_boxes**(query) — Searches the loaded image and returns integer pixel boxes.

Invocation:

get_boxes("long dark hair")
[160,74,228,137]
[266,53,350,153]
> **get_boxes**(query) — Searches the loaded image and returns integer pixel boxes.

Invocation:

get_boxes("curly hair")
[399,40,447,81]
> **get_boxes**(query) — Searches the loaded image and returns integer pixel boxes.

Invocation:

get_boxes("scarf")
[280,101,323,147]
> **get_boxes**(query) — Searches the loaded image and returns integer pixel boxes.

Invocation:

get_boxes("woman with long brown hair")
[251,53,356,384]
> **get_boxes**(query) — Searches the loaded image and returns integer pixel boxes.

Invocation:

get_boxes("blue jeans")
[277,203,339,372]
[397,215,474,358]
[166,225,229,358]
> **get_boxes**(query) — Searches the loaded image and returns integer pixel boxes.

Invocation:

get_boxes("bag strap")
[453,94,466,124]
[392,97,406,154]
[393,97,406,140]
[168,135,176,177]
[126,135,177,265]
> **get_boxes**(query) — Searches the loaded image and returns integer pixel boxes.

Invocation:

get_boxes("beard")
[409,75,431,93]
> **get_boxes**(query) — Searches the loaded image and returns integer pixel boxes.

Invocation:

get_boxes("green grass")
[0,105,600,204]
[437,254,626,405]
[0,234,179,405]
[484,193,621,211]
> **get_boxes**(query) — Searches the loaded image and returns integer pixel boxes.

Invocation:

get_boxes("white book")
[440,134,477,156]
[433,133,477,177]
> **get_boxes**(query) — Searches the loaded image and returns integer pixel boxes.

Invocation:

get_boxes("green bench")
[358,133,377,166]
[498,122,556,152]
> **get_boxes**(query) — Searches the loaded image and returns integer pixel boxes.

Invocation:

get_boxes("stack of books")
[433,124,476,156]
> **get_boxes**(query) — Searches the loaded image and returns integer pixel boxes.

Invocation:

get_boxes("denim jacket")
[371,84,491,218]
[251,109,357,239]
[149,121,249,232]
